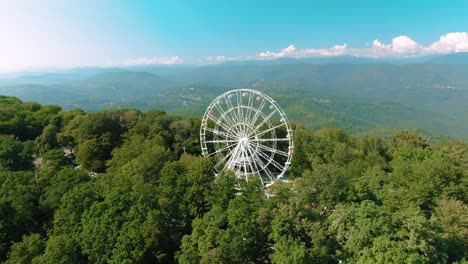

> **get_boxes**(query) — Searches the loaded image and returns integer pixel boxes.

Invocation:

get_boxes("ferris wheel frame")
[200,88,294,186]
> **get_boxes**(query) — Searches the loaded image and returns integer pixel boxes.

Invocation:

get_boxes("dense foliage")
[0,95,466,263]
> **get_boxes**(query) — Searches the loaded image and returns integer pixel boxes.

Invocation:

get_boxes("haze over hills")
[1,52,467,139]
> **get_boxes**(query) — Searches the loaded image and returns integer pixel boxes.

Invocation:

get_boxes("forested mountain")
[0,95,466,263]
[0,54,467,139]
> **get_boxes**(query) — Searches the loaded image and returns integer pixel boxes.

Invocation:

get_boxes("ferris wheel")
[200,89,294,186]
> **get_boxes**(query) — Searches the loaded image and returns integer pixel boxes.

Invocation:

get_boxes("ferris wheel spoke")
[257,152,284,174]
[205,142,238,157]
[224,94,242,130]
[254,122,287,138]
[204,127,229,139]
[220,116,241,136]
[248,99,267,128]
[252,138,290,143]
[247,145,266,171]
[203,127,230,139]
[240,147,250,177]
[214,145,237,169]
[239,109,249,136]
[240,149,246,176]
[256,143,289,157]
[223,145,238,170]
[208,115,237,136]
[241,93,252,136]
[243,106,254,128]
[204,139,239,144]
[244,93,255,125]
[261,163,275,182]
[238,143,247,176]
[247,145,275,181]
[225,143,243,171]
[216,100,245,136]
[213,101,228,117]
[219,112,242,136]
[235,92,243,129]
[214,102,240,133]
[223,95,236,122]
[245,148,258,179]
[218,118,241,136]
[254,108,278,131]
[254,146,285,172]
[245,143,261,174]
[248,144,268,171]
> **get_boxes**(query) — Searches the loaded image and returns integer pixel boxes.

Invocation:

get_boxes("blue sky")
[1,0,468,72]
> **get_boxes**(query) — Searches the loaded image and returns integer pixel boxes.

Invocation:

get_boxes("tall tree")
[0,135,33,171]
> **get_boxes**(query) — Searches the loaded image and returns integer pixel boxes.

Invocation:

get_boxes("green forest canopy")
[0,95,466,263]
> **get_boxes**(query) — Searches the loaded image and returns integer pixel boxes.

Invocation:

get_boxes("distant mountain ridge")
[427,52,468,64]
[1,52,467,86]
[219,52,468,66]
[0,53,467,139]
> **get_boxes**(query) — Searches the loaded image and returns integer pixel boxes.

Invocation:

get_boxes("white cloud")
[390,36,421,53]
[121,56,183,66]
[257,44,347,59]
[257,44,296,59]
[206,55,237,62]
[306,44,348,57]
[206,32,468,63]
[424,32,468,54]
[359,33,468,58]
[352,35,422,58]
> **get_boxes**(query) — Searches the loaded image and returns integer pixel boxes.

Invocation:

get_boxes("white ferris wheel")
[200,89,294,187]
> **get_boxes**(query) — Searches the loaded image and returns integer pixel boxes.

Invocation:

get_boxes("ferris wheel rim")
[200,89,294,185]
